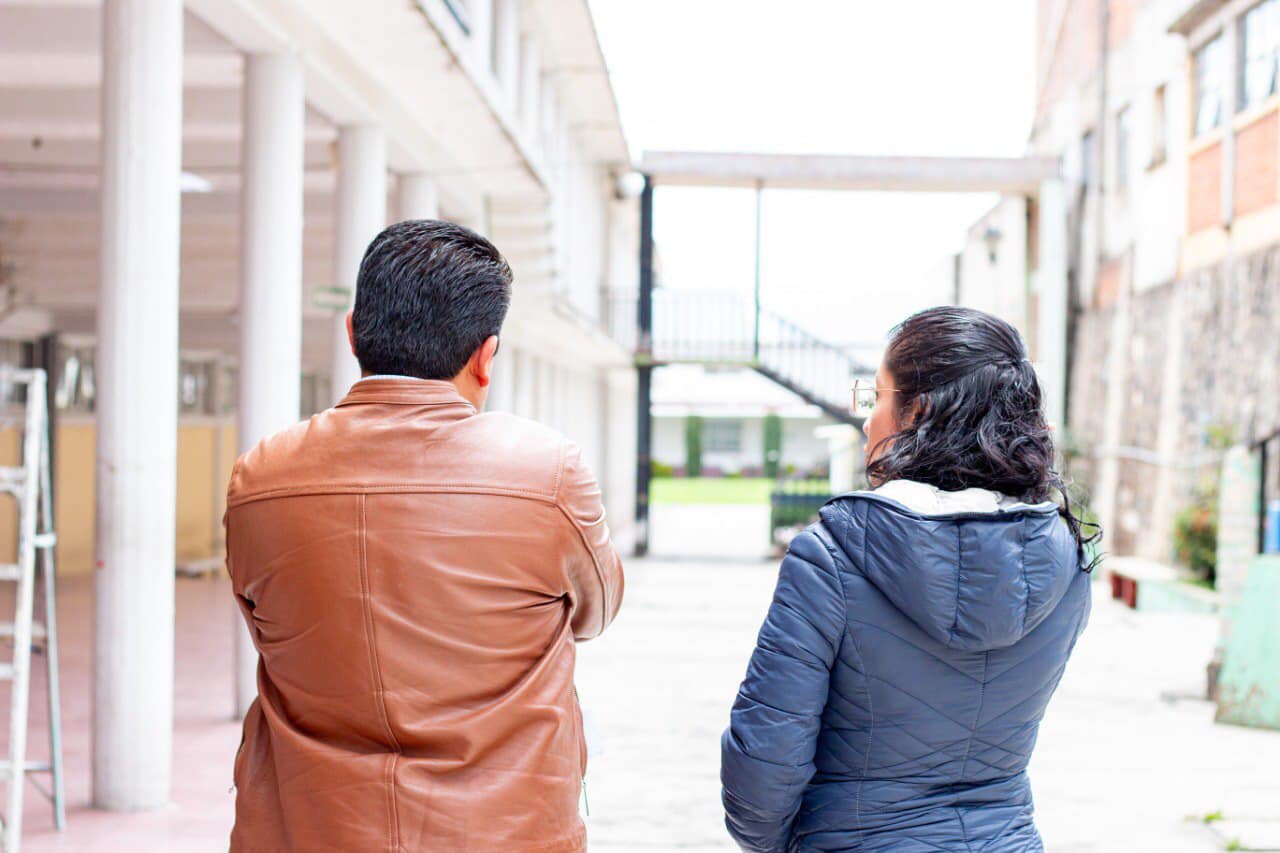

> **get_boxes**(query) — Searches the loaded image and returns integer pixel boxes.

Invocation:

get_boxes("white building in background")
[652,365,835,477]
[0,0,636,811]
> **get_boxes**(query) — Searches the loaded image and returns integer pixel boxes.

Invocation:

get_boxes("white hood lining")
[867,479,1056,516]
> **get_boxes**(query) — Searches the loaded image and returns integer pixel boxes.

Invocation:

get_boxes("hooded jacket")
[721,481,1091,852]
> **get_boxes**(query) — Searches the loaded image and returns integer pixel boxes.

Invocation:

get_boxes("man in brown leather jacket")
[225,220,624,852]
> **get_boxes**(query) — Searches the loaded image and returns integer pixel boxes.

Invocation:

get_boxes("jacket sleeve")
[721,527,846,852]
[555,441,625,641]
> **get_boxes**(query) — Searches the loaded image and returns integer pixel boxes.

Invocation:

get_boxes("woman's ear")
[901,395,926,428]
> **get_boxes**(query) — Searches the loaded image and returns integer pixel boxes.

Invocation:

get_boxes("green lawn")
[651,477,776,505]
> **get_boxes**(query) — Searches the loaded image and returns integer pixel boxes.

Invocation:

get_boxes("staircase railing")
[609,289,873,425]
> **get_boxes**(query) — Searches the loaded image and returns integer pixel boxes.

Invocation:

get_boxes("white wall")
[958,196,1029,330]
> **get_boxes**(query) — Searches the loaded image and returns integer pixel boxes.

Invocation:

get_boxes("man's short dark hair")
[352,219,513,380]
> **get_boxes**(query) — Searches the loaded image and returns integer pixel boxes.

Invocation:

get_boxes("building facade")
[961,0,1280,566]
[651,365,836,478]
[0,0,637,811]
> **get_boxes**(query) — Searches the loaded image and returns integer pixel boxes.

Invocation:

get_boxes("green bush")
[1174,488,1218,584]
[651,460,675,479]
[763,413,783,479]
[684,415,703,478]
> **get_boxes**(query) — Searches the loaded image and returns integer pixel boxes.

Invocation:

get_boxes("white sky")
[589,0,1037,356]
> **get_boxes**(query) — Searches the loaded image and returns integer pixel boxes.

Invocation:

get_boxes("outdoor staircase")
[612,289,873,425]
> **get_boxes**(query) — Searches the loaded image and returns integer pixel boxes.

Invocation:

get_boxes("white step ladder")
[0,368,66,852]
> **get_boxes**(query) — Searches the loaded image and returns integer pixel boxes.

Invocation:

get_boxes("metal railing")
[611,289,872,424]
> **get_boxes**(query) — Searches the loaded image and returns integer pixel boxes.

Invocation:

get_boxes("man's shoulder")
[458,411,579,497]
[226,416,321,504]
[227,408,579,507]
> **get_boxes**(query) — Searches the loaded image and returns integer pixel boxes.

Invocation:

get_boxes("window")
[1080,130,1096,188]
[1194,33,1228,135]
[702,419,743,454]
[178,358,217,416]
[1241,0,1280,111]
[55,341,96,413]
[1151,84,1169,167]
[1114,105,1132,192]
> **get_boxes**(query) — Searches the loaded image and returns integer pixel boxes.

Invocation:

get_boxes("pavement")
[576,557,1280,853]
[4,552,1278,851]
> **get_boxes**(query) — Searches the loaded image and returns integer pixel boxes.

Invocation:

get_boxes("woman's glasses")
[851,378,898,418]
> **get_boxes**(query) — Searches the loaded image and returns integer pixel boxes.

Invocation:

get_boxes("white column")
[398,172,439,222]
[234,53,305,719]
[331,125,387,402]
[517,32,541,137]
[492,0,520,104]
[94,0,182,811]
[1035,179,1069,434]
[470,0,494,73]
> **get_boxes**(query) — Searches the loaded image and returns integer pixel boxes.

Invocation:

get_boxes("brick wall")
[1188,142,1223,233]
[1235,109,1279,219]
[1038,0,1104,121]
[1066,243,1280,558]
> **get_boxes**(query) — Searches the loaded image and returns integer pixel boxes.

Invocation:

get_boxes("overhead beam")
[641,151,1062,195]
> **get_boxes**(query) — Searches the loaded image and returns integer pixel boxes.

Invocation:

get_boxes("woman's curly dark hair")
[865,306,1100,571]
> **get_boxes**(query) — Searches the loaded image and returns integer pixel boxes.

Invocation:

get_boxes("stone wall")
[1064,243,1280,561]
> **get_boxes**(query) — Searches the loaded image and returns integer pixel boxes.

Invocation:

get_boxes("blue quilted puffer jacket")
[722,485,1091,852]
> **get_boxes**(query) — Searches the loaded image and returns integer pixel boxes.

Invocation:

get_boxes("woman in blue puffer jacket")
[722,306,1098,852]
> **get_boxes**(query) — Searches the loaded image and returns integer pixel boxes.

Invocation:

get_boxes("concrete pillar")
[398,173,439,222]
[94,0,182,811]
[1035,178,1069,434]
[331,125,387,402]
[234,53,305,719]
[1142,282,1185,561]
[817,424,860,495]
[492,0,520,104]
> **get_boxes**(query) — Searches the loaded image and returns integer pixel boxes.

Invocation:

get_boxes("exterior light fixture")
[615,171,646,200]
[983,226,1002,264]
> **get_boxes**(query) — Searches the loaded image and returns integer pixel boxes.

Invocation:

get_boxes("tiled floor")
[6,575,239,852]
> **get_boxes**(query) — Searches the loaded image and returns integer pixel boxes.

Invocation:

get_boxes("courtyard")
[6,553,1279,851]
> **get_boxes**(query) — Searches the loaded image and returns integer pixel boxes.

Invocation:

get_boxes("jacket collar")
[334,377,478,413]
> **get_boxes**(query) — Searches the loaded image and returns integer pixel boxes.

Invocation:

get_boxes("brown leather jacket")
[226,378,624,852]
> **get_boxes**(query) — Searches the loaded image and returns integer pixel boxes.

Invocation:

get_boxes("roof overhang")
[1169,0,1231,36]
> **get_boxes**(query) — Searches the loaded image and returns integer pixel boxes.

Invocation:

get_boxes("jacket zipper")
[574,686,589,817]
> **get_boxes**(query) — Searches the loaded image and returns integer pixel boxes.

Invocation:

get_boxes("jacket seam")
[552,442,567,501]
[356,494,401,852]
[840,505,873,845]
[949,522,963,645]
[227,483,559,509]
[554,501,611,636]
[1020,515,1031,636]
[957,650,989,837]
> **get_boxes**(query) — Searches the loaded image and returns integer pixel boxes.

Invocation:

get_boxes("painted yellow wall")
[0,420,238,576]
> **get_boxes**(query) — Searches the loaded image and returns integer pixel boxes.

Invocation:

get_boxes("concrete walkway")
[577,558,1280,852]
[5,559,1278,850]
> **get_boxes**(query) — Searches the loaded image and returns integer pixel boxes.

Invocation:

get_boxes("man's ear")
[345,311,356,357]
[469,335,500,388]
